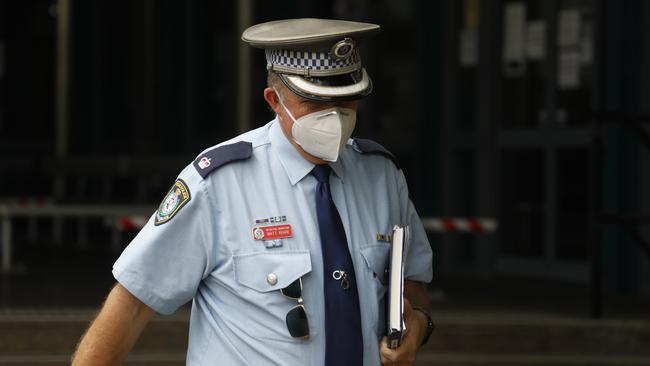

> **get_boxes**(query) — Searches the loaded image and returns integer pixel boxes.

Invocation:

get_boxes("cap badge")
[331,38,355,60]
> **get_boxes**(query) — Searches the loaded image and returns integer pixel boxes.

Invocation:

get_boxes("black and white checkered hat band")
[265,48,361,77]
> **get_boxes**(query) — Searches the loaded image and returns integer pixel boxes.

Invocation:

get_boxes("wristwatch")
[412,307,434,346]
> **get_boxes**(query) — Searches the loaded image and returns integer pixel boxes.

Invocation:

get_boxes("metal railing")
[0,202,154,273]
[590,112,650,318]
[0,203,497,273]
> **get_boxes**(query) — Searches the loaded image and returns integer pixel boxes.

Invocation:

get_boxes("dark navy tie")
[311,164,363,366]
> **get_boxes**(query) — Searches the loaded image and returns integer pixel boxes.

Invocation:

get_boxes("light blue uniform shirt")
[113,118,433,365]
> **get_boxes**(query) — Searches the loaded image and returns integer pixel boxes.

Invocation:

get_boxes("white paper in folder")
[386,225,409,349]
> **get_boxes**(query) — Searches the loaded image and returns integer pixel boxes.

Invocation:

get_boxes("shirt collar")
[269,118,346,185]
[329,152,346,183]
[269,118,314,185]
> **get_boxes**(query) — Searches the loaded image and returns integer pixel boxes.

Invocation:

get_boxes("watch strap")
[412,307,434,346]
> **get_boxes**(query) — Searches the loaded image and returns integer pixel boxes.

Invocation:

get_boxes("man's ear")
[263,87,281,115]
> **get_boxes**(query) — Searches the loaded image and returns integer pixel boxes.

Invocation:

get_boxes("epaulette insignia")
[193,141,253,178]
[352,138,401,170]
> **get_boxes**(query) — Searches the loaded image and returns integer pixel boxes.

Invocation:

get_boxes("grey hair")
[266,70,286,115]
[267,71,284,94]
[267,70,311,104]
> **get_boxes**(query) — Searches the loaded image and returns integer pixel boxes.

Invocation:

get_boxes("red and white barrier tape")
[0,197,51,209]
[111,216,150,231]
[111,216,497,233]
[421,217,498,233]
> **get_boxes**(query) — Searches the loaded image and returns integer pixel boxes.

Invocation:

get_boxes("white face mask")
[275,89,356,162]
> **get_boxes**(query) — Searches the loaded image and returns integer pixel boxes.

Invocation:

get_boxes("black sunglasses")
[281,278,310,339]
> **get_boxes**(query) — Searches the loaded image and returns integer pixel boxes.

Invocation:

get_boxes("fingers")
[379,336,417,366]
[380,297,422,365]
[379,336,399,365]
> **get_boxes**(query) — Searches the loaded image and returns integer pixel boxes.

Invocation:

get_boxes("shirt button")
[267,273,278,286]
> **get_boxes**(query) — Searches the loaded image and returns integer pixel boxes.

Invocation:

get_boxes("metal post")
[111,225,121,253]
[55,0,70,159]
[237,0,252,134]
[27,217,37,242]
[53,218,63,245]
[54,0,71,247]
[183,1,198,152]
[1,215,12,273]
[439,0,460,273]
[589,117,604,319]
[77,218,88,249]
[474,0,499,277]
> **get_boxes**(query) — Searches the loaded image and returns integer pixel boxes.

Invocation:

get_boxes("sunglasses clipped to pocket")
[281,278,310,339]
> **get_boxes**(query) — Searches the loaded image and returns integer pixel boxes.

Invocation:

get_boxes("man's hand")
[378,297,427,366]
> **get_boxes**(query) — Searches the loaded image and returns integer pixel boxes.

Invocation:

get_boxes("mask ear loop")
[273,87,298,123]
[274,87,310,150]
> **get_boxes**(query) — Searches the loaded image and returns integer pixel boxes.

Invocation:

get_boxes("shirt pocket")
[233,250,312,341]
[360,244,391,337]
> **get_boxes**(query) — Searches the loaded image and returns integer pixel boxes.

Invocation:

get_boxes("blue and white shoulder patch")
[155,179,191,226]
[193,141,253,178]
[352,138,401,170]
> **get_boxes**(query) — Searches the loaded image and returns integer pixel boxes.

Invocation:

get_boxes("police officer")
[73,19,434,366]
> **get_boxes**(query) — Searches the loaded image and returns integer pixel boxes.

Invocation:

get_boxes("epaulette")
[352,138,401,170]
[193,141,253,178]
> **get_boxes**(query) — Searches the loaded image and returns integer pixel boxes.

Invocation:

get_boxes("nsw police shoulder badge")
[155,179,191,226]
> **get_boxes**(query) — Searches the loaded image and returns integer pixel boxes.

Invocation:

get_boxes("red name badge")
[252,224,293,241]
